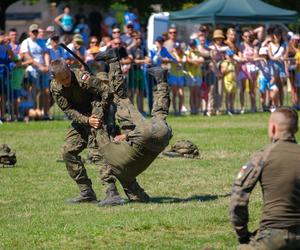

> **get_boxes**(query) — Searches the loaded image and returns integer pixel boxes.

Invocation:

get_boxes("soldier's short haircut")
[273,107,298,134]
[50,59,69,77]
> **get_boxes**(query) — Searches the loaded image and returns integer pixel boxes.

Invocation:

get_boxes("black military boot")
[67,188,97,204]
[147,66,168,84]
[123,180,150,203]
[98,183,125,206]
[95,48,120,63]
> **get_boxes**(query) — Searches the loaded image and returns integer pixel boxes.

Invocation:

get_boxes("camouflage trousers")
[95,78,172,187]
[239,227,300,250]
[63,123,103,192]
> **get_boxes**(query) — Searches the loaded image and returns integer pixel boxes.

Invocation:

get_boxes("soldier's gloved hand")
[88,115,101,129]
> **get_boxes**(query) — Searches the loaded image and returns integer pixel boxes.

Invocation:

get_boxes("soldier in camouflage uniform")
[50,59,112,203]
[230,107,300,250]
[94,49,172,206]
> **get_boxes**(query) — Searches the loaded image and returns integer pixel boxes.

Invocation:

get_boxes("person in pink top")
[238,30,258,113]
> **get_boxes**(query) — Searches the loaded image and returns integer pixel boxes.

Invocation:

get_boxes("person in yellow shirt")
[220,49,237,115]
[295,43,300,109]
[169,42,186,116]
[185,39,205,114]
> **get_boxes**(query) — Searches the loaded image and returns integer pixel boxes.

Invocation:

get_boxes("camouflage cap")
[162,140,200,158]
[0,144,17,167]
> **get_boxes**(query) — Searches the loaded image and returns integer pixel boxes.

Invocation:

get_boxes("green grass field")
[0,113,290,250]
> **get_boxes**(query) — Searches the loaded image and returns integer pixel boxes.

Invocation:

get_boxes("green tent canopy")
[170,0,298,25]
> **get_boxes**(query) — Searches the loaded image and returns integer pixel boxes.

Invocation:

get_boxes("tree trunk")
[0,1,19,31]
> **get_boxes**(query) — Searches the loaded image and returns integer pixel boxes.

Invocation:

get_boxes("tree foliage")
[1,0,299,30]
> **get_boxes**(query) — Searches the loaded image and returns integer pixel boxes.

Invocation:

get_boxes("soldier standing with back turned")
[230,107,300,249]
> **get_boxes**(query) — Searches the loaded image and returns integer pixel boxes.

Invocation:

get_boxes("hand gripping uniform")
[95,60,172,189]
[50,69,111,195]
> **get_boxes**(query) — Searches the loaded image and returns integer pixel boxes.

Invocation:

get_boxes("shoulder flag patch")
[237,165,251,180]
[81,74,90,82]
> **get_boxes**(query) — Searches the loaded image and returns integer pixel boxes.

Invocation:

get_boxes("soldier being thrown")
[93,49,172,206]
[50,59,111,203]
[230,107,300,249]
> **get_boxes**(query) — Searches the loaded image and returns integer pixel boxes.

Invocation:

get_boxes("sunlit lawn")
[0,112,285,249]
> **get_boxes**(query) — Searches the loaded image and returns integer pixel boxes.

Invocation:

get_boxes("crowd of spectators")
[160,24,300,116]
[0,5,300,122]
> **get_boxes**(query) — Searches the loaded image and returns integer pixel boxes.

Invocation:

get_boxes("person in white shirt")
[20,23,50,119]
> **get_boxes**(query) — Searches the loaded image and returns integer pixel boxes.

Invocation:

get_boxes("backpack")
[0,144,17,167]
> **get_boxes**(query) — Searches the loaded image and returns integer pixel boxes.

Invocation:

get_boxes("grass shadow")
[149,193,231,204]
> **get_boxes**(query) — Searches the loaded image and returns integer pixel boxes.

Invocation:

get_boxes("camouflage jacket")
[50,69,111,124]
[230,135,300,244]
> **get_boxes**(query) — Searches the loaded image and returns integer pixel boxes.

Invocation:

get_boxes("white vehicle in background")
[147,12,169,51]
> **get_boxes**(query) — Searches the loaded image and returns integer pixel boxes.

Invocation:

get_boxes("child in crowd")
[169,41,186,116]
[295,43,300,109]
[185,39,204,114]
[238,30,258,113]
[268,28,287,106]
[201,80,208,114]
[220,49,237,115]
[256,47,279,112]
[18,82,43,121]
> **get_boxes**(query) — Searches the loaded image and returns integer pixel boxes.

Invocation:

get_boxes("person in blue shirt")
[124,8,140,32]
[74,17,90,47]
[54,5,74,35]
[47,35,66,61]
[147,36,174,112]
[0,30,14,121]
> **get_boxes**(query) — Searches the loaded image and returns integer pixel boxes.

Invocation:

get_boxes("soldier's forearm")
[64,110,89,124]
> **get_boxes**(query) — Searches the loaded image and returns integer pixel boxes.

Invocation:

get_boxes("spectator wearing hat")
[221,49,238,115]
[169,41,186,116]
[20,23,50,119]
[256,46,279,112]
[121,22,134,47]
[185,39,205,115]
[208,29,228,116]
[65,34,86,67]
